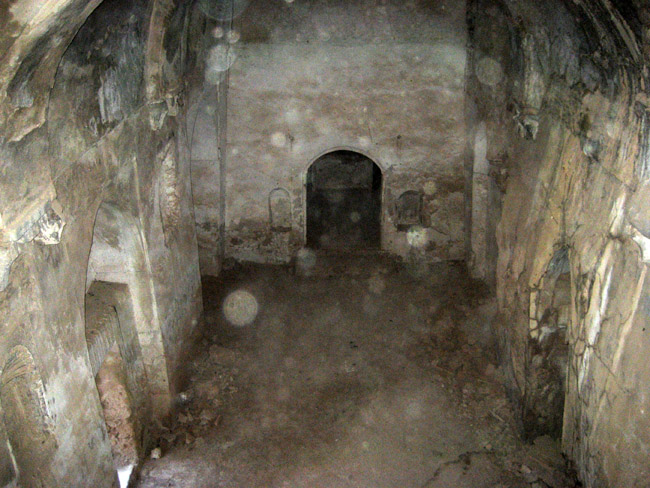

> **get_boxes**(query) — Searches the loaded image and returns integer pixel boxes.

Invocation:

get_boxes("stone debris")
[138,264,580,487]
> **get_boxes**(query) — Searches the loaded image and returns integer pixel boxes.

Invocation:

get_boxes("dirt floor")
[134,255,577,488]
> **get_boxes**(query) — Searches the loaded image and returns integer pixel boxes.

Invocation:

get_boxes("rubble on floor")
[136,260,579,488]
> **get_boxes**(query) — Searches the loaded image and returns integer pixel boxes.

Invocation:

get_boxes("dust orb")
[223,290,259,327]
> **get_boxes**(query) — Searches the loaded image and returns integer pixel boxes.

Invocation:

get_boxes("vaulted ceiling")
[0,0,648,143]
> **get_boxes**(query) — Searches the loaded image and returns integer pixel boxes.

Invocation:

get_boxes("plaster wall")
[191,0,469,265]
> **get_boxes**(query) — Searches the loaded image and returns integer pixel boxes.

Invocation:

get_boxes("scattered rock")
[209,344,238,363]
[178,412,194,424]
[176,391,192,406]
[199,409,214,424]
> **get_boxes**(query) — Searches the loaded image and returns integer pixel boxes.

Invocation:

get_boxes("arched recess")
[85,281,150,479]
[269,188,292,231]
[87,202,171,416]
[524,247,572,440]
[0,346,57,487]
[306,150,382,249]
[395,190,423,230]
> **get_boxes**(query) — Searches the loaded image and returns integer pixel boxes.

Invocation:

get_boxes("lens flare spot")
[223,290,259,327]
[227,29,241,44]
[423,180,437,196]
[358,136,371,148]
[296,248,317,270]
[476,57,503,87]
[406,226,427,248]
[205,45,237,85]
[271,132,287,147]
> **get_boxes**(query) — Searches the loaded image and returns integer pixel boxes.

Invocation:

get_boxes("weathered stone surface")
[189,0,468,266]
[468,1,650,486]
[0,1,202,486]
[1,0,650,487]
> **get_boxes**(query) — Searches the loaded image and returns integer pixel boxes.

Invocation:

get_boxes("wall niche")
[395,190,422,230]
[269,188,292,232]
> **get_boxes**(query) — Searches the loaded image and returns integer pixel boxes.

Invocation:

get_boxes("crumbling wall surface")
[0,0,201,486]
[468,1,650,486]
[191,0,468,264]
[188,75,228,276]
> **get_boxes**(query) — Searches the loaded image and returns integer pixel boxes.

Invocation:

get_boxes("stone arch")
[85,279,151,485]
[306,150,383,249]
[145,0,190,104]
[0,346,57,487]
[303,145,387,175]
[269,188,292,231]
[524,246,572,439]
[87,202,171,416]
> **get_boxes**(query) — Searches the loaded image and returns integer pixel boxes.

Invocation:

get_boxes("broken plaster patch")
[33,202,65,245]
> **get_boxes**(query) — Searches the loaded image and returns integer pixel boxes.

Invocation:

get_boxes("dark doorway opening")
[306,151,382,249]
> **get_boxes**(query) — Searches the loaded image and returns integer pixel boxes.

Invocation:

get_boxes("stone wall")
[0,0,202,485]
[467,1,650,486]
[190,0,468,266]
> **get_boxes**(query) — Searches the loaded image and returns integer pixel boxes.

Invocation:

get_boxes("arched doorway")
[85,203,162,486]
[306,151,382,249]
[86,203,170,416]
